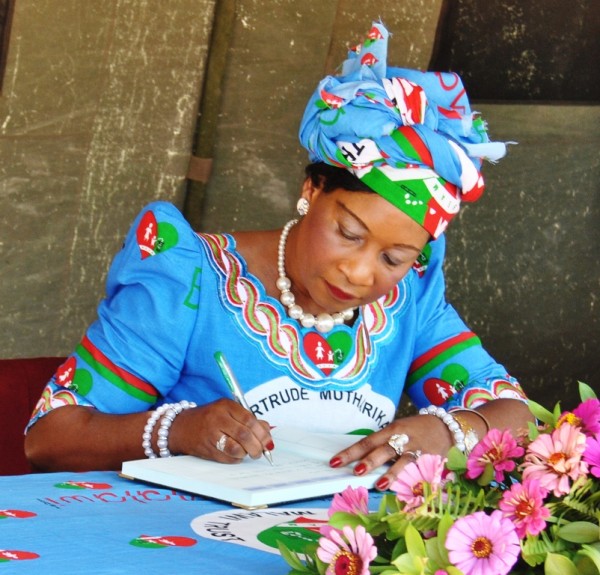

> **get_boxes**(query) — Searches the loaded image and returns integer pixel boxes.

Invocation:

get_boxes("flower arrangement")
[280,382,600,575]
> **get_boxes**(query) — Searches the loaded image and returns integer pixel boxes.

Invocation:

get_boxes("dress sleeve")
[27,202,203,429]
[405,235,527,410]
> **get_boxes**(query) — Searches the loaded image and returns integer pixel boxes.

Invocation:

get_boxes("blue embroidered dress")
[28,202,525,434]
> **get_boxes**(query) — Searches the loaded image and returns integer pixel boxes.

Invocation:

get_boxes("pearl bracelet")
[142,404,173,459]
[418,405,466,452]
[142,401,196,459]
[156,400,197,458]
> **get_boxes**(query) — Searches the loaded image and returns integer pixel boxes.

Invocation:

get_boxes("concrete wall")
[0,0,216,355]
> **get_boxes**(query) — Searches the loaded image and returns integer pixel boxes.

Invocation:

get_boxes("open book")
[121,427,388,508]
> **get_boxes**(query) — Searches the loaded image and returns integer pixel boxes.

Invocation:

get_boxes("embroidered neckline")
[198,232,406,386]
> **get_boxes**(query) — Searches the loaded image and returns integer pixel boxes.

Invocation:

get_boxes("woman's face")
[287,181,430,315]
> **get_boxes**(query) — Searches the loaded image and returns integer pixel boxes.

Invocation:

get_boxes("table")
[0,470,338,574]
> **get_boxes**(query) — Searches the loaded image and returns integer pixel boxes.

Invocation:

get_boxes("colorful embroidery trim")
[200,233,405,387]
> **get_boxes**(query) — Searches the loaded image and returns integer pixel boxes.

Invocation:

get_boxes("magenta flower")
[498,478,551,538]
[572,398,600,436]
[522,423,588,496]
[583,434,600,478]
[329,486,369,517]
[390,453,446,511]
[446,510,520,575]
[317,524,377,575]
[465,428,524,483]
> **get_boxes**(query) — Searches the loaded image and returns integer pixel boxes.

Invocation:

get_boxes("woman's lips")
[326,281,355,302]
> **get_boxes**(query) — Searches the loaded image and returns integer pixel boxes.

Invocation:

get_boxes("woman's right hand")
[168,398,274,464]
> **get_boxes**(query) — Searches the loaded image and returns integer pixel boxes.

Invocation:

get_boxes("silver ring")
[216,433,227,452]
[404,449,422,461]
[387,433,409,456]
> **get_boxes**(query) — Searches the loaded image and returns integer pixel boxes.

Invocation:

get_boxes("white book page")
[122,428,387,506]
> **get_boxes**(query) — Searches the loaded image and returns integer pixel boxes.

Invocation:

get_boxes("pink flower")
[572,398,600,436]
[329,486,369,517]
[465,428,524,483]
[583,434,600,478]
[446,510,520,575]
[522,423,588,496]
[390,453,446,511]
[498,478,551,538]
[317,524,377,575]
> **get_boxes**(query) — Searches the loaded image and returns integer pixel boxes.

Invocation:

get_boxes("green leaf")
[558,521,600,544]
[528,420,540,440]
[328,511,364,530]
[574,554,600,575]
[553,401,563,420]
[405,524,426,559]
[521,534,550,566]
[391,552,419,574]
[579,381,597,401]
[436,514,454,564]
[579,543,600,572]
[528,399,556,426]
[277,542,309,572]
[476,462,496,486]
[445,446,467,472]
[425,536,444,567]
[544,552,580,575]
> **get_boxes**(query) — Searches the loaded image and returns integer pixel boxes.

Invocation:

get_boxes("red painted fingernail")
[375,477,389,490]
[354,463,367,476]
[329,457,342,468]
[266,440,275,451]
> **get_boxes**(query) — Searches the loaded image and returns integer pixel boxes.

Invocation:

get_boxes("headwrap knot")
[299,21,508,238]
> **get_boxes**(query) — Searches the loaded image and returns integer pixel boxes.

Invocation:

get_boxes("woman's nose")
[339,257,375,287]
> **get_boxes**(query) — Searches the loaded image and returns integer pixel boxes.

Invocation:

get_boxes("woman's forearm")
[24,406,149,472]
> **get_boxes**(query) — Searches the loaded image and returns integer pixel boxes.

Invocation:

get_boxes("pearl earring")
[296,198,310,216]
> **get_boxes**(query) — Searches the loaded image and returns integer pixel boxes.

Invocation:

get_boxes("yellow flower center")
[557,413,582,427]
[332,550,363,575]
[412,481,424,497]
[515,499,534,518]
[548,452,566,467]
[471,536,493,558]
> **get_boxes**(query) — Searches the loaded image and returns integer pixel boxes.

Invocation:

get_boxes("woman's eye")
[383,253,401,267]
[339,226,359,241]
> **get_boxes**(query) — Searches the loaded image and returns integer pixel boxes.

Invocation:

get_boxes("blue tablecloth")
[0,471,339,574]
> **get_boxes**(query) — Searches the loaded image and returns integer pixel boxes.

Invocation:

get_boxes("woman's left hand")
[329,413,454,491]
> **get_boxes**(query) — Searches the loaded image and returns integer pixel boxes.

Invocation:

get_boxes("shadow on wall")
[428,0,599,408]
[430,0,600,102]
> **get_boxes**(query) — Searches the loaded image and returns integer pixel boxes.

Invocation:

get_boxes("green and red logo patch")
[0,550,39,562]
[136,210,178,259]
[303,332,353,375]
[129,535,197,549]
[0,509,36,520]
[54,481,113,490]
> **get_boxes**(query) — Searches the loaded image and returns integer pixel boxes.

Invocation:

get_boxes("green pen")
[214,351,274,465]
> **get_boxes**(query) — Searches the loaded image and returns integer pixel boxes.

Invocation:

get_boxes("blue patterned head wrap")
[299,22,508,238]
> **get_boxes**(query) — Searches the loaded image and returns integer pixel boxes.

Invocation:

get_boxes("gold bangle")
[452,414,479,455]
[452,408,491,433]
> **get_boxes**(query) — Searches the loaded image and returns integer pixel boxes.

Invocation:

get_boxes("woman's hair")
[304,162,375,194]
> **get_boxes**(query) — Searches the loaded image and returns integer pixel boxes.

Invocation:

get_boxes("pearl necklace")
[276,219,356,333]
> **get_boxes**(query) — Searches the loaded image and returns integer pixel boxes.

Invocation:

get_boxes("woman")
[25,22,532,492]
